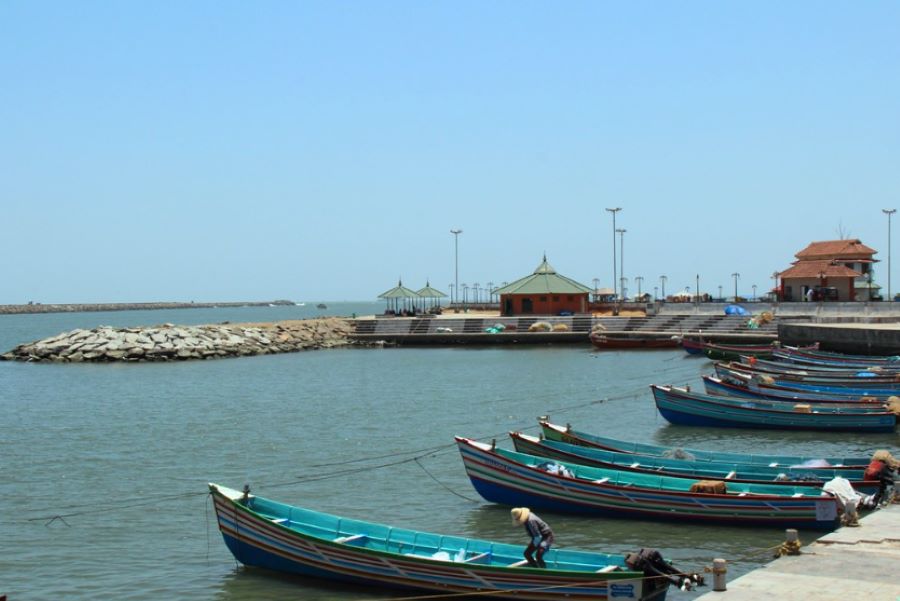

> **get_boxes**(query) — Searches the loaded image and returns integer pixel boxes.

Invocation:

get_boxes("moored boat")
[651,384,898,432]
[456,438,841,530]
[701,374,895,403]
[508,431,879,494]
[772,347,900,369]
[681,339,780,360]
[590,331,681,350]
[539,421,873,468]
[715,361,900,386]
[209,483,670,601]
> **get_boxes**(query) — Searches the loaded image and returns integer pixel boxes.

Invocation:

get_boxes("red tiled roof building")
[776,239,879,302]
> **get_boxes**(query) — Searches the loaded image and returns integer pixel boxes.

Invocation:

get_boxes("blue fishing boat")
[715,361,900,387]
[701,374,894,403]
[456,438,841,530]
[772,347,900,369]
[508,431,880,494]
[651,385,898,432]
[539,421,873,468]
[209,483,670,601]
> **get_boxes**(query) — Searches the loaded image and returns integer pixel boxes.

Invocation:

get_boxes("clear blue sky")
[2,2,899,303]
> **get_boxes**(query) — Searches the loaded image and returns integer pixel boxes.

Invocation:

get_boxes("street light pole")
[696,274,700,304]
[752,284,757,300]
[660,275,667,300]
[605,208,622,299]
[635,276,643,298]
[616,228,626,300]
[884,209,896,301]
[450,228,463,305]
[732,272,740,301]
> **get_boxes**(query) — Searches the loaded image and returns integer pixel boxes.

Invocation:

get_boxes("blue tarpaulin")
[724,304,750,316]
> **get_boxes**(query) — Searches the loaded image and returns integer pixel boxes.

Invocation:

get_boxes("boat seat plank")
[334,534,366,544]
[271,518,288,524]
[596,565,619,573]
[464,552,489,563]
[509,559,529,567]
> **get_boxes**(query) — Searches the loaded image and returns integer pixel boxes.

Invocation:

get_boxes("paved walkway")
[695,504,900,600]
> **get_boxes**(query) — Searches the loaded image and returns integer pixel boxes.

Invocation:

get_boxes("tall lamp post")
[487,281,494,303]
[605,208,622,299]
[695,274,700,304]
[450,228,463,305]
[616,228,626,300]
[718,285,723,301]
[635,275,643,298]
[660,275,667,300]
[884,209,896,301]
[732,272,740,301]
[752,284,757,300]
[772,271,780,303]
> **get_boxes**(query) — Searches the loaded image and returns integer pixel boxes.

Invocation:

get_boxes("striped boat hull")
[209,485,666,601]
[652,385,897,432]
[456,438,840,531]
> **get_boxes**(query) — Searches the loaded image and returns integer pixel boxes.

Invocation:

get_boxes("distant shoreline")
[0,300,297,315]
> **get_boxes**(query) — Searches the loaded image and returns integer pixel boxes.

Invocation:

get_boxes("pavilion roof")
[493,255,592,295]
[415,281,447,298]
[378,279,420,299]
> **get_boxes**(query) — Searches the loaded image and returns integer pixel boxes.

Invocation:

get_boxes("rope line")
[413,457,481,503]
[17,355,702,524]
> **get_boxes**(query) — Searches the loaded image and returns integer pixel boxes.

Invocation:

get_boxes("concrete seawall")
[779,322,900,355]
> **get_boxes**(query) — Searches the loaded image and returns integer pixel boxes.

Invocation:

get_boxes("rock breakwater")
[1,318,358,363]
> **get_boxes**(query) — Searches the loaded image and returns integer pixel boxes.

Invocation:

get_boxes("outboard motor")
[625,548,705,592]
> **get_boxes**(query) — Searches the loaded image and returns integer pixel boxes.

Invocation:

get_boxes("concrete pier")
[779,321,900,355]
[694,504,900,600]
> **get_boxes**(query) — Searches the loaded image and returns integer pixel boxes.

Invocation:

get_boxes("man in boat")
[511,507,554,568]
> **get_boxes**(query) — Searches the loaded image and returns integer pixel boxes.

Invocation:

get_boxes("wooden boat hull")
[209,484,668,601]
[509,432,879,494]
[539,421,872,468]
[702,375,893,403]
[652,385,897,432]
[772,348,900,369]
[590,332,680,350]
[715,362,900,387]
[457,438,840,531]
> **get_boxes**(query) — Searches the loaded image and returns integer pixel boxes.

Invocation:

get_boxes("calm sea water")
[2,303,896,600]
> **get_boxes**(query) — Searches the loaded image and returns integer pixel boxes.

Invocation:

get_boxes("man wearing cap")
[510,507,554,568]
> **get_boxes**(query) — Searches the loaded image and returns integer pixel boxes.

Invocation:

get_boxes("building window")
[540,296,548,302]
[552,296,559,302]
[567,295,574,301]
